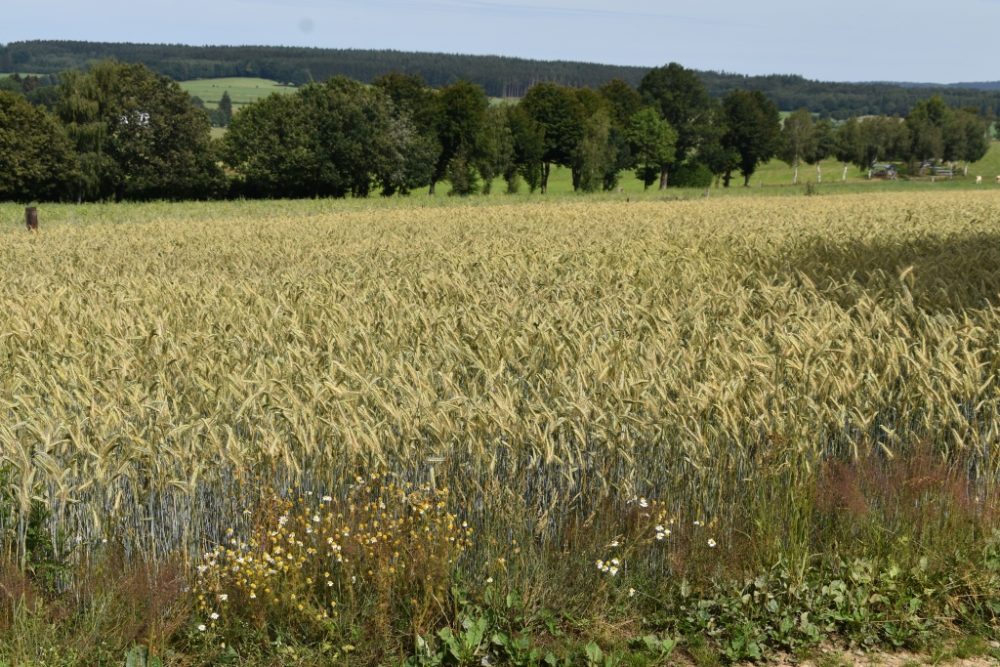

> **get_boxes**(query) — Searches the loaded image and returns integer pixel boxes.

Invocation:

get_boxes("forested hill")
[5,40,1000,118]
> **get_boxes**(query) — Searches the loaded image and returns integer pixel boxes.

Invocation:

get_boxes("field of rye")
[0,192,998,663]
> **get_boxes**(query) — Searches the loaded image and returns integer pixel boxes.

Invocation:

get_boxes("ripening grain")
[0,192,998,562]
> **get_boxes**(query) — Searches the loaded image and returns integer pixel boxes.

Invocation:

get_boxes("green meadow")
[177,76,296,109]
[486,141,1000,197]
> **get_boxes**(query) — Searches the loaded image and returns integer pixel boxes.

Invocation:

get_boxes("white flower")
[610,558,620,566]
[655,525,664,532]
[707,538,717,548]
[693,520,703,527]
[485,577,494,584]
[655,533,666,541]
[210,612,220,620]
[322,495,332,502]
[249,592,257,599]
[609,540,620,548]
[197,624,207,632]
[638,498,649,508]
[312,515,321,523]
[628,588,637,597]
[219,594,228,601]
[596,559,604,570]
[608,566,619,576]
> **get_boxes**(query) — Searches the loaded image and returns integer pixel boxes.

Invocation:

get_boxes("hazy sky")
[3,1,996,83]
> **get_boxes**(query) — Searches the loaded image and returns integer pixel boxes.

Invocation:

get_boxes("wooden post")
[25,206,38,231]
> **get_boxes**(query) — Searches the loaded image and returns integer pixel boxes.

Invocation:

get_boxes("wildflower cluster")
[595,557,621,576]
[628,497,675,543]
[193,475,472,638]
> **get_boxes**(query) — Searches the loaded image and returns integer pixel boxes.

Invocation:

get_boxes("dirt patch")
[669,641,1000,666]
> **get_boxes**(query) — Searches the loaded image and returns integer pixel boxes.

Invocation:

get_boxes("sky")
[2,0,997,84]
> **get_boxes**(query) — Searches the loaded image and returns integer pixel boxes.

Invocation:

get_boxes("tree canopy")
[0,60,995,203]
[55,61,222,200]
[521,83,586,193]
[720,90,781,186]
[224,77,429,198]
[0,90,79,202]
[638,62,715,187]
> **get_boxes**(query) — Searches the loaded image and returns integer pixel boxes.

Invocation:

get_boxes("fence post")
[25,206,38,231]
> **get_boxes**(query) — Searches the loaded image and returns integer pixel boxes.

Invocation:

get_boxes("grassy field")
[1,192,998,665]
[177,76,296,109]
[530,141,1000,194]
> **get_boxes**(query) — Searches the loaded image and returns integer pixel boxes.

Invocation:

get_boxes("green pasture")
[178,77,295,109]
[520,140,1000,197]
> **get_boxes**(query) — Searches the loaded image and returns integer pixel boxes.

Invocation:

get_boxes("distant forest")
[4,40,1000,118]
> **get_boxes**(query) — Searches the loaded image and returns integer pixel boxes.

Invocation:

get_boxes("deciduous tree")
[476,105,514,194]
[506,105,545,193]
[720,90,781,187]
[638,62,714,188]
[0,90,79,201]
[431,80,488,195]
[56,61,222,200]
[777,109,816,184]
[906,96,949,164]
[224,77,410,198]
[626,107,677,190]
[521,83,585,193]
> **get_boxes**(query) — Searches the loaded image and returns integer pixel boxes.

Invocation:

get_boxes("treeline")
[5,40,1000,118]
[0,60,992,203]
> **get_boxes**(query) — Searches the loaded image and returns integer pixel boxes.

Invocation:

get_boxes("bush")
[669,162,713,188]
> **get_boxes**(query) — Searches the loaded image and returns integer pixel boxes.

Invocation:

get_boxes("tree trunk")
[816,164,822,183]
[743,172,751,187]
[722,170,732,188]
[541,163,550,194]
[658,165,668,190]
[792,164,799,185]
[842,164,849,181]
[429,181,436,195]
